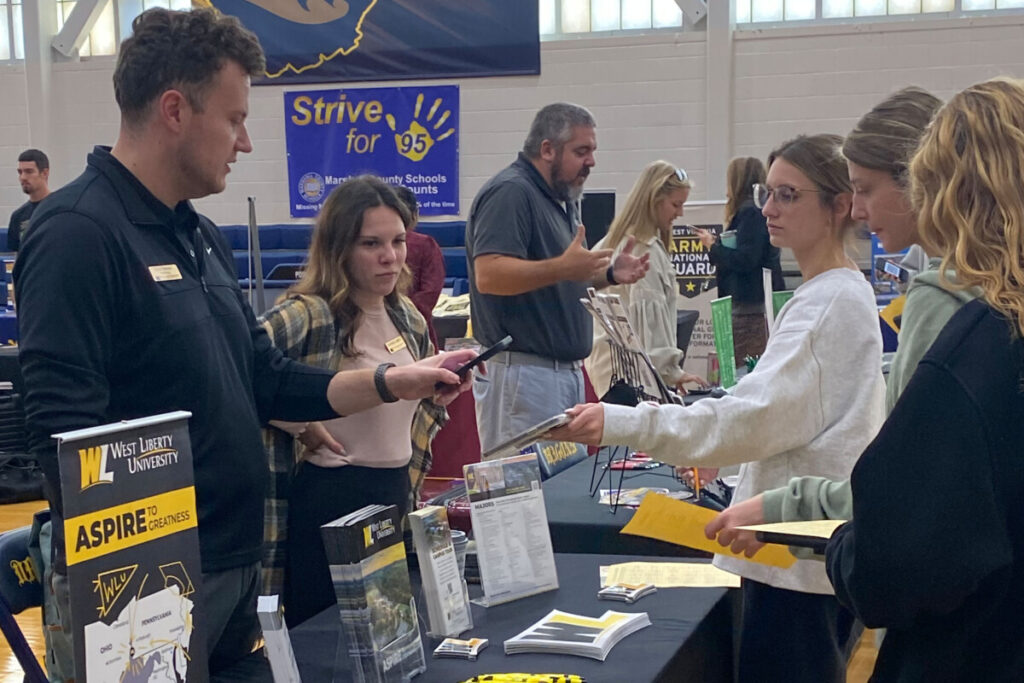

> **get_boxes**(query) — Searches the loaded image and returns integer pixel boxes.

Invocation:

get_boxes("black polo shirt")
[465,153,592,361]
[7,199,41,251]
[14,146,338,572]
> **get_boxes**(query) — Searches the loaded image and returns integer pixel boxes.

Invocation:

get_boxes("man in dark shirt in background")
[465,103,649,452]
[7,149,51,251]
[14,8,473,680]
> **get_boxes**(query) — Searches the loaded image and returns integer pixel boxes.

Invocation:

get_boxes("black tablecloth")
[290,553,734,683]
[0,344,22,395]
[543,456,709,558]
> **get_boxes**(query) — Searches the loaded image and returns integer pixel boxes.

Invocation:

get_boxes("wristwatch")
[374,362,399,403]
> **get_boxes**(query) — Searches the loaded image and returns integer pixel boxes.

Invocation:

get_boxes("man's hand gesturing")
[559,225,612,282]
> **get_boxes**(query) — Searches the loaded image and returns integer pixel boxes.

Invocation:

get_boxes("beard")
[550,152,589,203]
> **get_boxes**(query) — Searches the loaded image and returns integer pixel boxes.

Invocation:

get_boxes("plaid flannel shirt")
[259,293,447,595]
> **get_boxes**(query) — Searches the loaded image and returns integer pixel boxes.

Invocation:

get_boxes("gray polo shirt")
[466,153,592,361]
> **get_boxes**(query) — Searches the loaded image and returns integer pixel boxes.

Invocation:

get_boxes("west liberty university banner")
[57,412,205,682]
[196,0,540,84]
[285,85,459,217]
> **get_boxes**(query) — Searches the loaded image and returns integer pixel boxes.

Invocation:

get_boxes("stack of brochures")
[503,609,651,661]
[408,505,473,637]
[321,504,426,683]
[432,637,489,660]
[597,582,657,603]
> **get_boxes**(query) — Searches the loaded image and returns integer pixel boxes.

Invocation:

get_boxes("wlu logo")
[79,445,114,491]
[93,565,137,618]
[10,556,37,586]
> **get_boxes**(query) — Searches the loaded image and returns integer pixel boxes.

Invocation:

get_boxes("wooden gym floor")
[0,500,878,682]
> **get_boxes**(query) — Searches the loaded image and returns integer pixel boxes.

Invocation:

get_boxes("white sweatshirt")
[602,267,886,594]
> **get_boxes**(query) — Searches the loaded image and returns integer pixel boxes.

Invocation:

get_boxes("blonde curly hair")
[909,77,1024,338]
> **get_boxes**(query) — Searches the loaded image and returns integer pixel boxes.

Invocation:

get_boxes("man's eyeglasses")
[753,183,821,209]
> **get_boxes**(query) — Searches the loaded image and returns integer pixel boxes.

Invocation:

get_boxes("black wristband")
[374,362,399,403]
[606,265,618,285]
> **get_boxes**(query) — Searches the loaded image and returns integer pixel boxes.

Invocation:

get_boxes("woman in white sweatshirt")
[551,134,886,683]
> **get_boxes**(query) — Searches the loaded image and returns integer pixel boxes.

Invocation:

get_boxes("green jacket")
[762,259,980,525]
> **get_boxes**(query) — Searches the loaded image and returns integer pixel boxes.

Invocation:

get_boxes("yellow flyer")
[620,494,797,568]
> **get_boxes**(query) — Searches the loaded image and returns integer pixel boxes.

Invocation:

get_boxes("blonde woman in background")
[585,161,708,397]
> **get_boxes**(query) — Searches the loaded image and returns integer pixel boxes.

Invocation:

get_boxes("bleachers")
[217,222,470,293]
[0,221,474,299]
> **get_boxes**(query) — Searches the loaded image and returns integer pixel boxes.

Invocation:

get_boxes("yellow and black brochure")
[56,411,206,682]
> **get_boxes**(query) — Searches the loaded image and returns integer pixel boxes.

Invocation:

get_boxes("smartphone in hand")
[436,335,513,388]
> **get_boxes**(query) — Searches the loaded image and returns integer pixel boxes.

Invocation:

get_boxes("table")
[0,311,17,346]
[290,553,735,682]
[0,345,22,396]
[543,455,709,558]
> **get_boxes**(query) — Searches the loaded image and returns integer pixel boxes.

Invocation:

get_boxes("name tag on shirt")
[385,336,407,354]
[149,264,183,282]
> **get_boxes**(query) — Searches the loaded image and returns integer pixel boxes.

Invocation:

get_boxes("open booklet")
[504,609,651,661]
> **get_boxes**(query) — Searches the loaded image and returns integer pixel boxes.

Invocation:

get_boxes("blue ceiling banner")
[285,85,459,218]
[196,0,540,85]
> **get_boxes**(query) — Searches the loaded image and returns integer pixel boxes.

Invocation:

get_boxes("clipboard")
[753,530,828,554]
[737,520,847,555]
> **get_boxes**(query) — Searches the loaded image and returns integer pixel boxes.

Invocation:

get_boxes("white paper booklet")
[504,609,651,661]
[408,505,473,637]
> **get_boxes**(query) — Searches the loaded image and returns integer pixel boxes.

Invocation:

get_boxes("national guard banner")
[672,224,722,381]
[285,84,459,217]
[56,411,206,682]
[196,0,540,85]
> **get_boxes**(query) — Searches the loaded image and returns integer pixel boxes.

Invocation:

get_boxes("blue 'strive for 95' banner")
[284,85,460,218]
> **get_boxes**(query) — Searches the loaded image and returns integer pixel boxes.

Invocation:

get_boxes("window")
[541,0,683,36]
[56,0,191,57]
[1,0,23,61]
[737,0,1024,22]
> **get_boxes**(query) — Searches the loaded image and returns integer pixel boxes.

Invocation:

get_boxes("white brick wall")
[0,65,31,213]
[733,15,1024,162]
[3,15,1024,226]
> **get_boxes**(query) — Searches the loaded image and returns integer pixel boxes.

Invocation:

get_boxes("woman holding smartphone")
[260,175,449,626]
[552,134,885,682]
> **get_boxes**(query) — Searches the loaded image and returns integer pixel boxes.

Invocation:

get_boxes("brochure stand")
[464,454,559,607]
[580,290,681,512]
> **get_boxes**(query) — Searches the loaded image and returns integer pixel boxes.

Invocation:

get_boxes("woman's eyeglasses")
[753,183,821,209]
[674,168,688,182]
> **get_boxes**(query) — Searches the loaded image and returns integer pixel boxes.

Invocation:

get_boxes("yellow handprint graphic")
[386,93,455,162]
